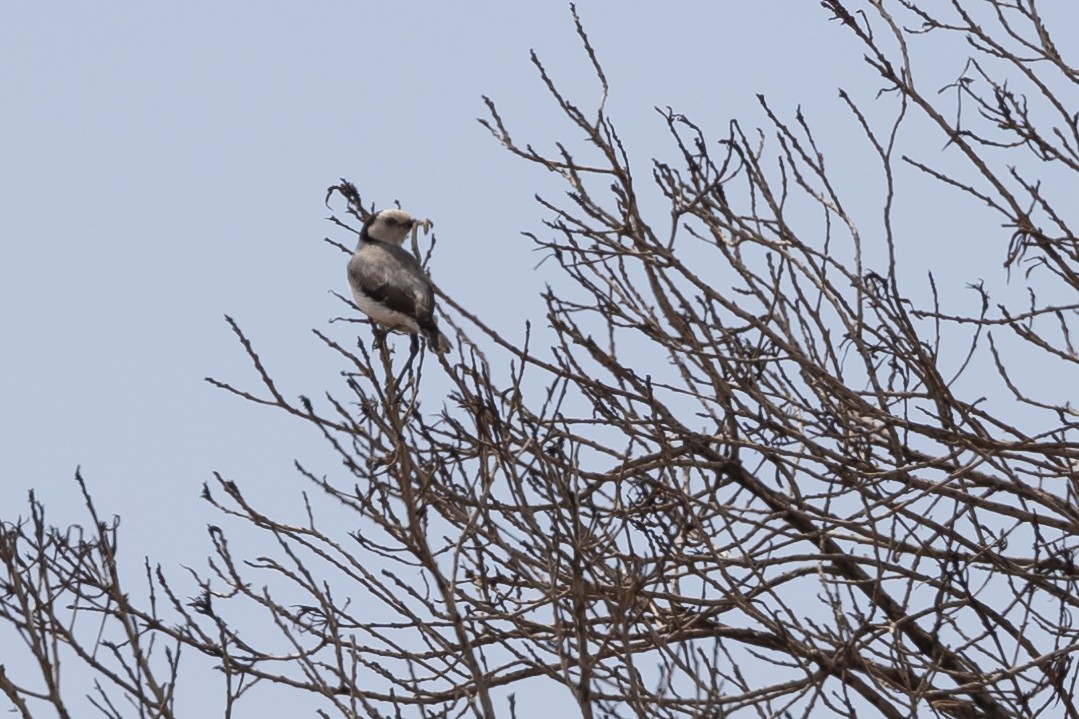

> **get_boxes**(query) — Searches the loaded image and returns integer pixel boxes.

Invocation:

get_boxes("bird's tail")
[425,325,452,355]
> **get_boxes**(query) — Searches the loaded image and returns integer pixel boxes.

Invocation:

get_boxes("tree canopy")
[3,2,1078,718]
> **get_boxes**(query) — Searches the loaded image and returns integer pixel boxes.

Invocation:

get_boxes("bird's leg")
[371,325,389,353]
[393,334,420,390]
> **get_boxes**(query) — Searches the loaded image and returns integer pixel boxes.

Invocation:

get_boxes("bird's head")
[364,208,416,245]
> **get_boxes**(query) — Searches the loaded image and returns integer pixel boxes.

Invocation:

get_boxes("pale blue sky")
[1,1,874,545]
[2,2,1075,716]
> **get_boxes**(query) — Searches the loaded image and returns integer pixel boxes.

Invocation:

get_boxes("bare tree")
[3,1,1078,717]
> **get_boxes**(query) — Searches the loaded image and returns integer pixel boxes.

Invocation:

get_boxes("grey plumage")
[347,209,451,354]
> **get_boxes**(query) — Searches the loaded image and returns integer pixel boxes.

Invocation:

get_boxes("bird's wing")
[349,244,435,322]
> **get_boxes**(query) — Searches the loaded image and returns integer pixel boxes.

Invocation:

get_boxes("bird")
[347,208,451,355]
